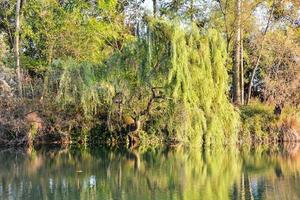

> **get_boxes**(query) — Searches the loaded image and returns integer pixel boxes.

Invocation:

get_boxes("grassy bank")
[239,100,300,144]
[1,98,300,149]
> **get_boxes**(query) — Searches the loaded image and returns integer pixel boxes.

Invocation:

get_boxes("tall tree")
[262,30,300,107]
[232,0,241,105]
[15,0,22,97]
[246,1,275,104]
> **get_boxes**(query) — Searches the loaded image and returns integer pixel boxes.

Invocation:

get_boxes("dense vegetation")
[0,0,299,148]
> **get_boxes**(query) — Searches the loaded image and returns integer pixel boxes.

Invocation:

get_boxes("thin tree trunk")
[232,0,241,105]
[240,26,244,104]
[246,53,262,104]
[246,1,275,104]
[190,0,194,22]
[15,0,23,97]
[153,0,157,18]
[136,22,140,38]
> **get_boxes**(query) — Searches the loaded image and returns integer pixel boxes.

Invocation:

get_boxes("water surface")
[0,144,300,200]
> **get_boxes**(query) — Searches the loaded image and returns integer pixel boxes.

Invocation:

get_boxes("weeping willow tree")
[104,19,239,146]
[44,58,115,120]
[44,19,239,147]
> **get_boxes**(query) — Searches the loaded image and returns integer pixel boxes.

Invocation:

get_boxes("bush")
[240,100,300,143]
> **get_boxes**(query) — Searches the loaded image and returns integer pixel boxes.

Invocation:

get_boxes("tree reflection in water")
[0,144,300,200]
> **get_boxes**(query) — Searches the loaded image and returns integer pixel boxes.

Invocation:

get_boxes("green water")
[0,144,300,200]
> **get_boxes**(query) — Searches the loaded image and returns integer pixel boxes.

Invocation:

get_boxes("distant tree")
[261,30,300,107]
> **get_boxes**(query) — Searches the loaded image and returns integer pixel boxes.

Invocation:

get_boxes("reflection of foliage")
[239,145,300,200]
[1,146,300,200]
[0,147,241,200]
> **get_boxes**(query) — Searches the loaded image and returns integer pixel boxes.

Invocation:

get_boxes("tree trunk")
[232,0,241,105]
[246,54,262,104]
[190,0,194,22]
[240,26,244,105]
[15,0,23,97]
[153,0,157,18]
[246,2,275,104]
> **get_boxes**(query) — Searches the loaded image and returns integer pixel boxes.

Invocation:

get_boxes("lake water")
[0,144,300,200]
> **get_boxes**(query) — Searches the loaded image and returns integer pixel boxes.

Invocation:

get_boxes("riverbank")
[1,95,299,149]
[239,101,300,144]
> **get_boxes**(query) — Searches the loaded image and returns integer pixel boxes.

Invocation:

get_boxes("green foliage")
[0,0,298,148]
[240,101,278,142]
[0,34,8,65]
[103,19,239,146]
[20,0,132,70]
[46,58,114,119]
[98,0,117,11]
[156,21,238,146]
[43,19,239,147]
